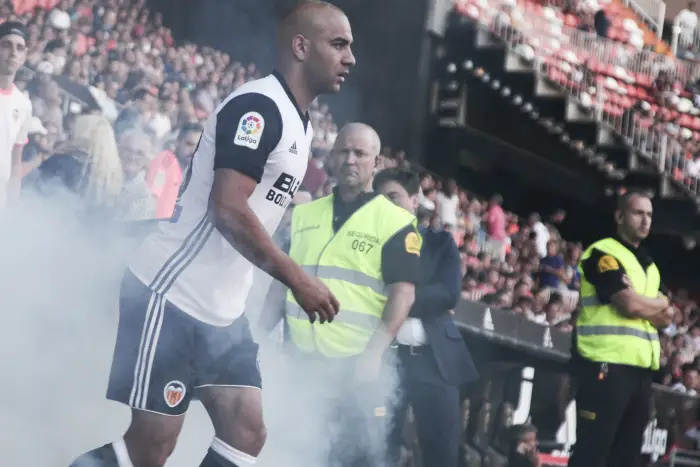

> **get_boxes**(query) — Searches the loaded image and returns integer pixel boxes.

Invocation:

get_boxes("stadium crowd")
[6,0,700,401]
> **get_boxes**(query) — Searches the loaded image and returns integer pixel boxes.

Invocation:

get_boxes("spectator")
[484,193,507,258]
[465,198,482,232]
[676,1,698,51]
[526,302,547,324]
[544,292,565,326]
[35,114,123,207]
[593,8,611,38]
[437,178,459,228]
[652,71,680,108]
[418,186,437,215]
[514,279,533,301]
[22,118,57,179]
[690,325,700,354]
[417,210,431,229]
[675,332,697,364]
[114,128,156,221]
[538,239,567,291]
[528,213,549,258]
[564,243,582,290]
[512,295,535,315]
[145,122,202,218]
[44,38,67,75]
[672,363,699,395]
[461,275,480,301]
[546,209,566,241]
[478,268,500,295]
[114,86,157,137]
[665,307,689,337]
[507,424,542,467]
[32,77,63,129]
[664,351,685,385]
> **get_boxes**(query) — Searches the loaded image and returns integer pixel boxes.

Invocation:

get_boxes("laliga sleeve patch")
[404,231,421,256]
[598,255,619,273]
[234,111,265,150]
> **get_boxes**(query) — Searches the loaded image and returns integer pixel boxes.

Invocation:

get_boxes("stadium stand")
[8,0,700,466]
[454,0,700,201]
[7,0,695,401]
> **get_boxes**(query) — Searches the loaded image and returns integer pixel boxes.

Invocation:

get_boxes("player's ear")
[614,209,623,226]
[292,34,309,61]
[410,194,419,213]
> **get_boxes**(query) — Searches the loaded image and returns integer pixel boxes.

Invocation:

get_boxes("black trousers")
[567,359,653,467]
[389,346,462,467]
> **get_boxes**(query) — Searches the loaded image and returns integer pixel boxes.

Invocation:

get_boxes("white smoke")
[0,190,403,467]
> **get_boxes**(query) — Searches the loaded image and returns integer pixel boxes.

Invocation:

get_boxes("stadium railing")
[624,0,666,39]
[477,1,700,87]
[461,0,700,199]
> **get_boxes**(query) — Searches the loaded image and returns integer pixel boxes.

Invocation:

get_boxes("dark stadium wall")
[147,0,433,156]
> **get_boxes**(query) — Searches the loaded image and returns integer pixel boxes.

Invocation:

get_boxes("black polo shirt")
[331,188,421,285]
[580,235,666,304]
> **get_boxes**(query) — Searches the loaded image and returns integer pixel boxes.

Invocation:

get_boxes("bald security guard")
[261,123,421,467]
[568,190,674,467]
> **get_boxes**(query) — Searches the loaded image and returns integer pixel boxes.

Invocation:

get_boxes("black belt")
[398,344,430,356]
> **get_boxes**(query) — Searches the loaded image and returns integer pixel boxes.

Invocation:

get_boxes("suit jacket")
[405,227,479,386]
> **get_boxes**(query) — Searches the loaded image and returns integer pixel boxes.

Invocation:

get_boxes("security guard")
[261,122,421,466]
[568,190,674,467]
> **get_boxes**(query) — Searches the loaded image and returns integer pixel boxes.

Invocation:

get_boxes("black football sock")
[198,437,256,467]
[69,443,120,466]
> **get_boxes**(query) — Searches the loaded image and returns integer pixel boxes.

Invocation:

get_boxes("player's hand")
[291,274,340,324]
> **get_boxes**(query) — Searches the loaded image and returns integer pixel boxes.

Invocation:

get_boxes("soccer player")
[69,3,355,467]
[0,21,32,208]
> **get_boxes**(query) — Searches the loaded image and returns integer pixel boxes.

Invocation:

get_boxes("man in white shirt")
[70,3,354,467]
[529,212,550,258]
[436,179,459,228]
[676,1,698,46]
[0,21,32,208]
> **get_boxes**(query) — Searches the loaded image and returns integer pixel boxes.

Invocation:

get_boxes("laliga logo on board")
[641,418,667,462]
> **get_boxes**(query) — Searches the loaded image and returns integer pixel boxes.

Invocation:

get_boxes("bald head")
[333,123,381,193]
[335,123,381,155]
[277,2,345,46]
[275,1,354,103]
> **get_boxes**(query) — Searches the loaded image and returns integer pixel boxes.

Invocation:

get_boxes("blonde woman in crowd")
[34,114,123,210]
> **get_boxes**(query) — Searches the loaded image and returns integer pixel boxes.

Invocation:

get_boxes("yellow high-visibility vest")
[285,194,419,358]
[577,237,661,369]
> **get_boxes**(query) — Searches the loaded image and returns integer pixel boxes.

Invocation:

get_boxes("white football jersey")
[130,71,313,325]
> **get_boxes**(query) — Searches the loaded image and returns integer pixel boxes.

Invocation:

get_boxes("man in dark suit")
[373,169,479,467]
